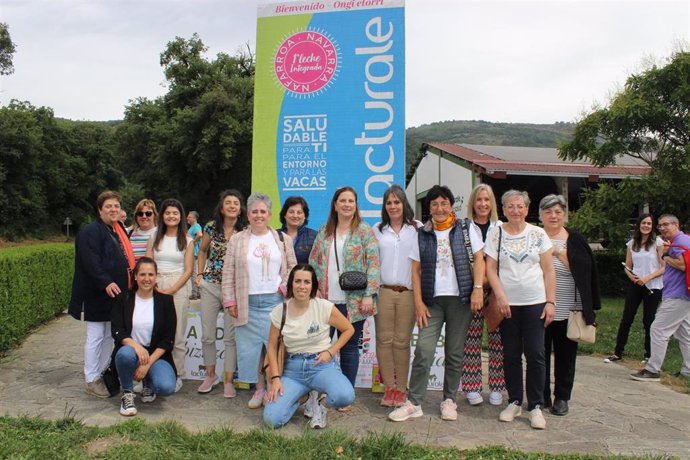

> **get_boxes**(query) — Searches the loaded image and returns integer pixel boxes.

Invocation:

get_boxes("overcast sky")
[1,0,688,127]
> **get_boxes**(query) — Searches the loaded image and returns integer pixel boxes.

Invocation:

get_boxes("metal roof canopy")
[425,143,650,180]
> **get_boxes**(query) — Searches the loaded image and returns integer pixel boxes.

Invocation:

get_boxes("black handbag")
[101,360,120,397]
[334,234,368,291]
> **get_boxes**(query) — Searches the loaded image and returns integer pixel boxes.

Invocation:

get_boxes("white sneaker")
[119,392,137,416]
[466,391,483,405]
[303,390,319,418]
[133,380,143,393]
[529,406,546,429]
[310,402,327,429]
[440,398,458,421]
[174,378,183,393]
[489,391,503,406]
[140,386,156,403]
[388,400,423,422]
[499,401,522,422]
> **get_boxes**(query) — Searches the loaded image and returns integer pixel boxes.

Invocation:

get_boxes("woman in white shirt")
[484,190,555,430]
[145,199,194,391]
[263,264,355,429]
[606,213,665,363]
[372,185,419,408]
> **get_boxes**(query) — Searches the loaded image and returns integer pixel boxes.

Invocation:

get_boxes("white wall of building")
[405,151,474,219]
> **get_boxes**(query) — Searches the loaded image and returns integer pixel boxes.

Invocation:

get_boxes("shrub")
[593,250,628,297]
[0,243,73,353]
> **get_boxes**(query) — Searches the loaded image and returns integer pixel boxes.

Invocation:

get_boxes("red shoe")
[380,387,395,407]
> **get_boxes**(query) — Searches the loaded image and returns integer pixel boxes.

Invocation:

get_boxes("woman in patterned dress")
[461,184,506,406]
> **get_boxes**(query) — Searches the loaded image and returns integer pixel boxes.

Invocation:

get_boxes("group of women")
[110,183,604,431]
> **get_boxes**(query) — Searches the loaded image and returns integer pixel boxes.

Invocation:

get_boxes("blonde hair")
[467,183,499,223]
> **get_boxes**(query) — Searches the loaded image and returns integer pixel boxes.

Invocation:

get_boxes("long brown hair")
[631,213,657,252]
[153,199,188,252]
[378,184,415,231]
[324,186,361,237]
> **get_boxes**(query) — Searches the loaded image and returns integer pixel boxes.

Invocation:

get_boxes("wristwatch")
[473,284,483,289]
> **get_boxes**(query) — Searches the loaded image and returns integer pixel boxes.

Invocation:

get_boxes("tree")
[0,101,121,239]
[0,22,17,75]
[560,49,690,247]
[116,35,255,217]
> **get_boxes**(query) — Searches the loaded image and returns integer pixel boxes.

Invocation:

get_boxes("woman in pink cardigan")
[222,192,297,408]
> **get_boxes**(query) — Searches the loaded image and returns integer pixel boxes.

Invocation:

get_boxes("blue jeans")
[263,353,355,428]
[330,303,365,386]
[115,345,176,396]
[236,292,283,383]
[500,304,546,410]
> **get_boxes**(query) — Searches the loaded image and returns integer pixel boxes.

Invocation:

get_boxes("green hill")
[405,120,574,178]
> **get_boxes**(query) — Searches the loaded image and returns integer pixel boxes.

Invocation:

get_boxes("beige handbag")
[566,311,596,344]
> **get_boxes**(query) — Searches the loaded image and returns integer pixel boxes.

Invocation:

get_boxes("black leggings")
[614,284,661,358]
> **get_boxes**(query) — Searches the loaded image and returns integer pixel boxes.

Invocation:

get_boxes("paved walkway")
[1,312,688,458]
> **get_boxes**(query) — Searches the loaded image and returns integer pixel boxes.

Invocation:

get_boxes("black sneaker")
[141,386,156,403]
[604,354,622,363]
[630,369,660,382]
[120,391,137,416]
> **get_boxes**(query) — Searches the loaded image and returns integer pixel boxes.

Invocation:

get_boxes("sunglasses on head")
[136,211,154,217]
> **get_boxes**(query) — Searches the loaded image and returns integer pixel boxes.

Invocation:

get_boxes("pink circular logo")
[274,31,339,95]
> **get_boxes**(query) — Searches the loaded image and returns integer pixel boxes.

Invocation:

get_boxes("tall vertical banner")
[252,0,405,227]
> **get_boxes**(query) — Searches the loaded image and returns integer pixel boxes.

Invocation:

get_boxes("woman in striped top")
[539,194,601,417]
[129,199,158,261]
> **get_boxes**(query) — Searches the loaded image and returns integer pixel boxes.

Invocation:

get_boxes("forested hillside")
[405,120,574,177]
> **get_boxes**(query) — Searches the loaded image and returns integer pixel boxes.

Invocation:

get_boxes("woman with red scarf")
[69,190,135,398]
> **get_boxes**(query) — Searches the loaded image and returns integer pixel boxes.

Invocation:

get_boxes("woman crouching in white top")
[145,198,194,391]
[263,264,355,429]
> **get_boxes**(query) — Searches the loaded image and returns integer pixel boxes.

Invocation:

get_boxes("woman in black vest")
[388,185,484,423]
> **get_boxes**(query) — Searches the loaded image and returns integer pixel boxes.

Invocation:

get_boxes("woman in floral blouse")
[194,189,247,397]
[309,186,380,393]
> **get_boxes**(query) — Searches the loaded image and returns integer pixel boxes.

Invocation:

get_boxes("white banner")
[183,309,448,391]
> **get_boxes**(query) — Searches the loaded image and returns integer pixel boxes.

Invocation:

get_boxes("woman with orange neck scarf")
[388,185,485,423]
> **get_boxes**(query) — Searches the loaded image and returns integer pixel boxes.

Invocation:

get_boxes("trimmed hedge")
[593,250,628,297]
[0,243,74,353]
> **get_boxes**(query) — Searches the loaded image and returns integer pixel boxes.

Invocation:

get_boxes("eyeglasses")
[657,222,676,229]
[136,211,154,218]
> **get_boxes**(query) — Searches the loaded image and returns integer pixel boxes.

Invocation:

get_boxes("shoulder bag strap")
[333,234,342,275]
[280,301,287,334]
[461,218,474,264]
[497,227,502,276]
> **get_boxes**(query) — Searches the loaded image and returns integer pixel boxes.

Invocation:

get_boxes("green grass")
[0,415,671,459]
[578,297,690,391]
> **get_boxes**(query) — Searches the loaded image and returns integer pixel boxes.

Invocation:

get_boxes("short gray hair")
[247,192,273,211]
[539,194,568,223]
[189,210,199,219]
[501,189,530,207]
[539,194,567,212]
[659,214,679,225]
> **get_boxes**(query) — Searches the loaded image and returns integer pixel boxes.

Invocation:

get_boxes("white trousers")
[647,297,690,375]
[84,321,113,383]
